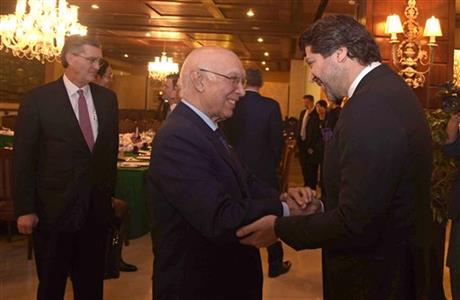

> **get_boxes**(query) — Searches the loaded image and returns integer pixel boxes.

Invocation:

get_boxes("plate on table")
[136,155,151,160]
[118,161,150,168]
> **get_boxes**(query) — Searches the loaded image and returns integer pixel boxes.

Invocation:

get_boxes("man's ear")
[336,47,348,63]
[190,71,205,92]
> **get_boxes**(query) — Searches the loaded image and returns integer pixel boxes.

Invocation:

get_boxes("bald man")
[147,46,317,300]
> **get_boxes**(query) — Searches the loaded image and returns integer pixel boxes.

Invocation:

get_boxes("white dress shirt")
[347,61,382,98]
[63,74,98,140]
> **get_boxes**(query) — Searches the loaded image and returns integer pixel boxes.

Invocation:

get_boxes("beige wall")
[260,82,289,117]
[288,59,321,119]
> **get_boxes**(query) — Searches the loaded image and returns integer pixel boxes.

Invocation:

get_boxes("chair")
[279,138,297,192]
[0,148,33,259]
[0,148,15,241]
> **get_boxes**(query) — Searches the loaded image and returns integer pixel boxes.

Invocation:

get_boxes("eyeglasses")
[199,68,246,87]
[72,53,103,66]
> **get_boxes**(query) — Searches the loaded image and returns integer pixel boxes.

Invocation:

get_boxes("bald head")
[178,46,246,123]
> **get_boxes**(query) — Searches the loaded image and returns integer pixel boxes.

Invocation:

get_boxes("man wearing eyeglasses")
[13,35,118,300]
[148,46,318,300]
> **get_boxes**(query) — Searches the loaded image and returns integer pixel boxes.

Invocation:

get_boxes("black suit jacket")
[442,139,460,219]
[222,90,284,189]
[13,78,119,230]
[148,102,283,300]
[275,64,433,299]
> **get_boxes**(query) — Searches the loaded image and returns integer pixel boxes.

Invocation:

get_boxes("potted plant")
[425,81,459,299]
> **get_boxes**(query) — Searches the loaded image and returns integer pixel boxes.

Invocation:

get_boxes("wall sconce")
[385,0,442,89]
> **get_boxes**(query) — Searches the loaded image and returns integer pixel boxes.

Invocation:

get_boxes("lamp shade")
[385,14,403,34]
[423,16,442,37]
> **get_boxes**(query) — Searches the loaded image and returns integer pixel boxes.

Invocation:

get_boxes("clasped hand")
[236,187,322,248]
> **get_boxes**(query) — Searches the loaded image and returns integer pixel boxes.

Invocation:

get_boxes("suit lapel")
[175,103,247,189]
[90,83,105,150]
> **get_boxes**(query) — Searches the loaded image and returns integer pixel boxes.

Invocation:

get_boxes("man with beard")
[236,15,433,300]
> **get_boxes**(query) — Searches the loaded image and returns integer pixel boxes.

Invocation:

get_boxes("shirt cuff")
[318,199,325,213]
[281,202,290,217]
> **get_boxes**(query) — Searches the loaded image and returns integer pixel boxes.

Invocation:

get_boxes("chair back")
[279,138,296,192]
[0,148,14,221]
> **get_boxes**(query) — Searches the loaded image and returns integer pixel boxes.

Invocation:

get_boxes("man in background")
[13,35,119,299]
[297,94,318,188]
[161,73,180,119]
[222,68,290,277]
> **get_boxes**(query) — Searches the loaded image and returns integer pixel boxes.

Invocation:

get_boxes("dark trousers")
[298,143,319,189]
[305,163,319,189]
[452,270,460,300]
[33,218,107,300]
[267,241,284,268]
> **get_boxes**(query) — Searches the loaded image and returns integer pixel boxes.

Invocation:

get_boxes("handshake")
[279,187,323,216]
[235,187,323,248]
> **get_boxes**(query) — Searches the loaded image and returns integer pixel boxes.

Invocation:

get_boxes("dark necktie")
[77,89,95,151]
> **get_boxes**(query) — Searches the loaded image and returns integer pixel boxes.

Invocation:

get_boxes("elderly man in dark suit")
[237,15,433,300]
[221,68,290,277]
[13,35,118,300]
[443,113,460,300]
[148,46,314,300]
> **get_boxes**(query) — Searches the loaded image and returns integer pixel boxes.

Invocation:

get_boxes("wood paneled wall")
[364,0,455,108]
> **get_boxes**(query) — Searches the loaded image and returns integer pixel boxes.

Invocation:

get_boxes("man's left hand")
[236,215,278,248]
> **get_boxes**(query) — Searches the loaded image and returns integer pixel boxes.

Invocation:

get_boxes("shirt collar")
[347,61,381,98]
[181,99,218,131]
[245,88,259,93]
[63,74,90,97]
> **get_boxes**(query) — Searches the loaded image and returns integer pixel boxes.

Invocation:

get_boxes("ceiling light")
[246,9,254,17]
[124,54,129,58]
[257,37,263,43]
[264,52,269,57]
[148,52,179,81]
[261,61,266,65]
[265,67,270,71]
[91,4,99,9]
[0,0,87,63]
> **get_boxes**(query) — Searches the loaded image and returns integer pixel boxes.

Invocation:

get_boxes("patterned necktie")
[77,89,95,151]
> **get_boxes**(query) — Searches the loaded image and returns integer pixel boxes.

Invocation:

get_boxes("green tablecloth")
[0,135,14,147]
[115,167,151,239]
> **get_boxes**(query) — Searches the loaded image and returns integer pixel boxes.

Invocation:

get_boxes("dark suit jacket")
[297,109,318,149]
[275,64,433,300]
[222,90,284,189]
[442,139,460,220]
[148,102,283,300]
[13,78,119,230]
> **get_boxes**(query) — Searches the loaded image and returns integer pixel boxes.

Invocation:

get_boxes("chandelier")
[0,0,87,63]
[385,0,442,89]
[148,52,179,81]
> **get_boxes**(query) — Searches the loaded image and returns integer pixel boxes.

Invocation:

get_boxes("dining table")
[115,163,152,240]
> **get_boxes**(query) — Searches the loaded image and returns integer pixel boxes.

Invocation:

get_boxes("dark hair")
[245,68,263,87]
[303,94,314,102]
[97,58,110,77]
[299,15,381,65]
[166,73,179,89]
[61,35,101,68]
[317,99,328,108]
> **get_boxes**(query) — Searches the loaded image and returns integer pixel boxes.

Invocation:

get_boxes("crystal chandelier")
[148,52,179,81]
[0,0,87,63]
